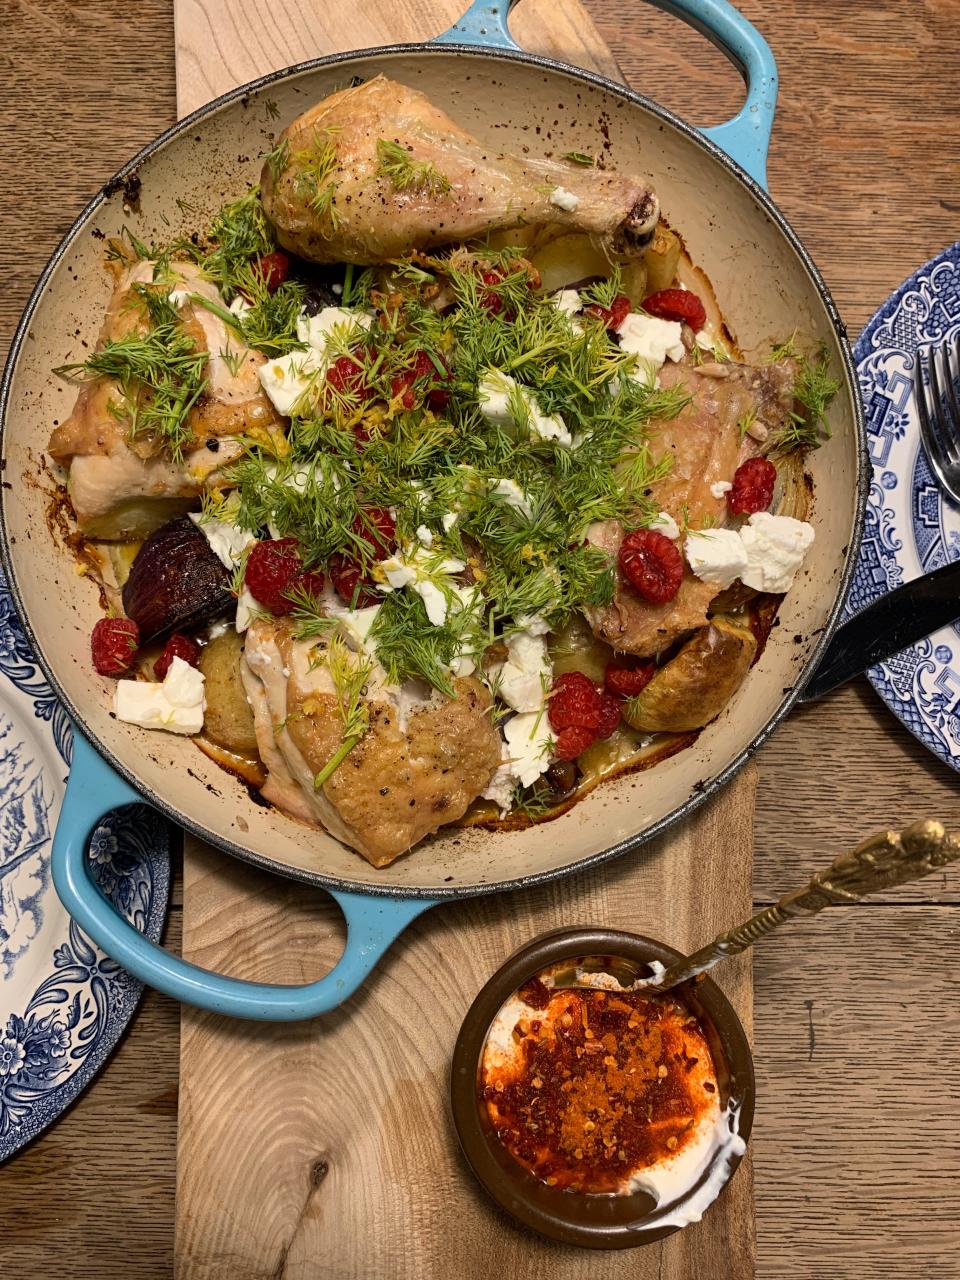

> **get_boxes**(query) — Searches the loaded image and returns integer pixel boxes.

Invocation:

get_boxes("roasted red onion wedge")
[121,517,234,642]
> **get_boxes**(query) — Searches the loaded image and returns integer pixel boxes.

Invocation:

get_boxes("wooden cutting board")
[173,4,757,1277]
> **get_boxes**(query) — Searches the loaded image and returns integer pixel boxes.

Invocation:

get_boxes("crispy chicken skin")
[49,261,281,538]
[585,358,796,657]
[241,619,501,866]
[261,76,660,265]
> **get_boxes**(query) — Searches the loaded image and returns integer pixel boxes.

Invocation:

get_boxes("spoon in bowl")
[554,819,960,995]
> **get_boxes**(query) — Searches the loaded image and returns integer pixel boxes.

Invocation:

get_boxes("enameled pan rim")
[0,42,868,899]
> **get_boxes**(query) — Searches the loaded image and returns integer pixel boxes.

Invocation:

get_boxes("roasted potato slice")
[621,614,756,733]
[199,629,259,754]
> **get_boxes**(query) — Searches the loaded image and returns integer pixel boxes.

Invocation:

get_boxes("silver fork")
[915,333,960,503]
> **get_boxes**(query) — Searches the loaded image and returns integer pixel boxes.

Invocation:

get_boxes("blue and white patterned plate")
[0,567,170,1161]
[849,241,960,768]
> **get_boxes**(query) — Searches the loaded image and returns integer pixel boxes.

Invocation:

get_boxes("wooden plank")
[171,8,755,1276]
[176,782,756,1280]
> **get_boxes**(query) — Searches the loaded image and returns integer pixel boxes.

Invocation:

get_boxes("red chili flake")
[618,529,684,604]
[596,692,621,739]
[244,539,302,616]
[548,672,602,734]
[254,250,290,292]
[643,288,707,332]
[154,633,201,681]
[91,617,140,677]
[584,291,632,330]
[727,456,777,516]
[554,724,597,761]
[604,660,656,699]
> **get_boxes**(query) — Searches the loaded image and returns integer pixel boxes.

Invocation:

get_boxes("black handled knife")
[802,559,960,702]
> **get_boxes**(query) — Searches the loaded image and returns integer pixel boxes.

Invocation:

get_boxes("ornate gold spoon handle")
[653,819,960,992]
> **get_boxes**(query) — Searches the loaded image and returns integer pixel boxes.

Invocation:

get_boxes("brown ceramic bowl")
[450,928,755,1249]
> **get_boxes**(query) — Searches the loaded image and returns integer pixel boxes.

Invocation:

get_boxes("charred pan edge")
[0,43,868,901]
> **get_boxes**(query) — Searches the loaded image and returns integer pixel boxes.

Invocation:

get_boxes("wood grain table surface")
[1,1,959,1277]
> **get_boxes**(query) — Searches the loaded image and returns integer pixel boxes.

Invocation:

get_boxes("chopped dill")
[263,98,281,122]
[562,150,595,167]
[54,299,207,463]
[375,138,451,195]
[313,634,372,786]
[293,129,342,229]
[737,408,757,442]
[774,344,840,450]
[264,136,290,183]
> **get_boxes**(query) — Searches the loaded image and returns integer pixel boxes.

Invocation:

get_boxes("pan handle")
[51,731,438,1021]
[435,0,778,188]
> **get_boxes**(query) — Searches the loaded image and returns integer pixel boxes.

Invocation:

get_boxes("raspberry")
[480,270,504,314]
[353,507,396,555]
[548,671,602,734]
[643,288,707,332]
[390,350,450,411]
[91,617,140,677]
[584,292,632,330]
[618,529,684,604]
[244,539,302,616]
[596,692,621,739]
[255,251,290,292]
[554,725,597,761]
[727,456,777,516]
[329,555,381,608]
[326,351,373,402]
[604,660,656,699]
[295,569,327,602]
[154,633,201,681]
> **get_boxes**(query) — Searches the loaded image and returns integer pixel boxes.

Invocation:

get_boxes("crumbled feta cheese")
[517,613,550,636]
[325,601,381,657]
[168,288,191,309]
[477,369,574,448]
[235,584,259,634]
[482,745,516,813]
[114,658,206,736]
[442,511,458,533]
[617,313,685,387]
[295,306,372,348]
[257,349,322,416]
[549,186,580,212]
[685,528,749,589]
[650,511,680,541]
[229,295,253,320]
[415,524,434,548]
[553,289,582,320]
[710,481,733,500]
[489,477,534,521]
[503,710,553,788]
[188,509,256,570]
[493,629,552,713]
[376,538,467,627]
[740,512,815,593]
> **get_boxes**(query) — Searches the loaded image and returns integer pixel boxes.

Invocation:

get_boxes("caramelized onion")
[121,516,234,642]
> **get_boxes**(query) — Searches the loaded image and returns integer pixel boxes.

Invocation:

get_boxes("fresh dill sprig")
[776,345,840,450]
[737,408,757,442]
[188,189,274,299]
[562,150,596,167]
[313,635,372,786]
[264,135,290,183]
[219,344,244,378]
[293,128,342,229]
[54,312,207,463]
[375,138,451,195]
